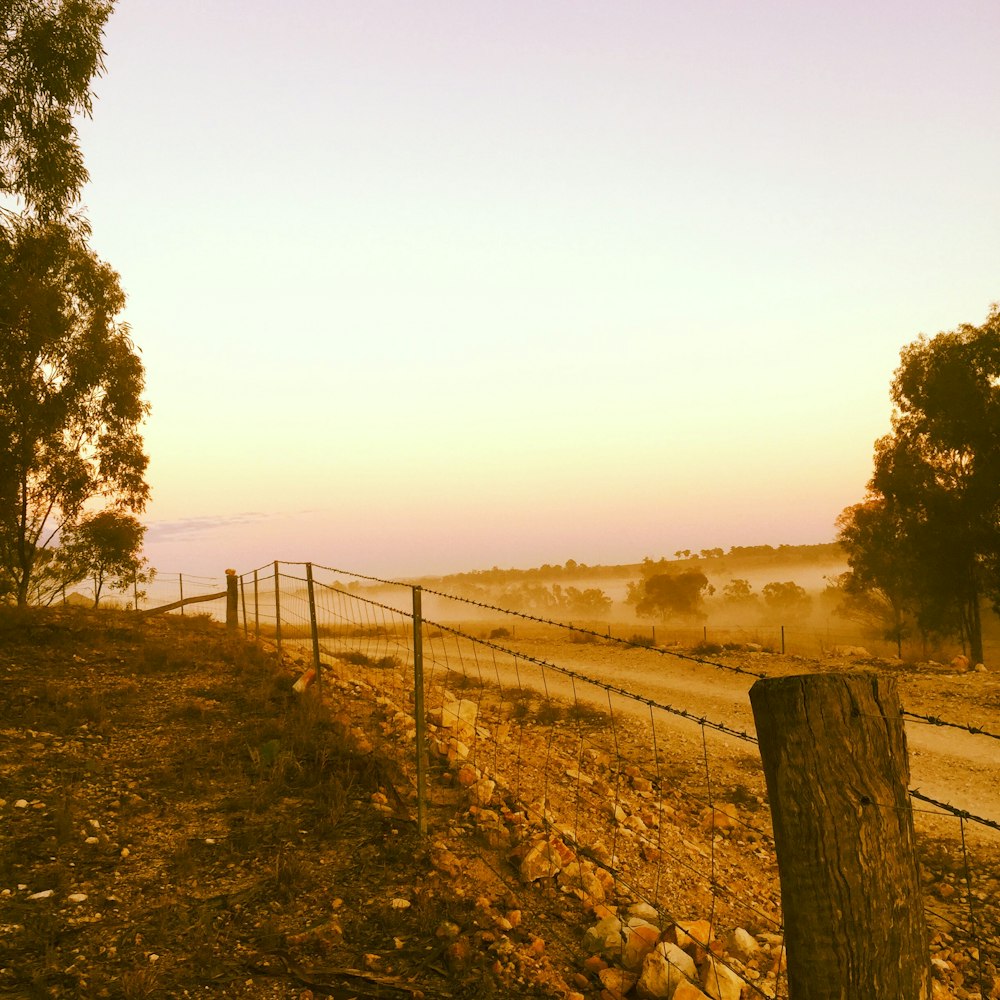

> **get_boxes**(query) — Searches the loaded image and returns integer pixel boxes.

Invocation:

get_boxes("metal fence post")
[412,585,427,836]
[179,573,184,615]
[273,561,282,659]
[306,562,322,694]
[781,624,786,655]
[253,569,259,640]
[240,574,248,638]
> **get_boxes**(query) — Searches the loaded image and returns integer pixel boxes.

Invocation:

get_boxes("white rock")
[628,902,661,924]
[582,914,624,959]
[14,800,28,810]
[660,942,697,979]
[471,778,495,806]
[390,897,411,910]
[700,955,745,1000]
[636,943,694,999]
[67,893,88,904]
[28,889,55,900]
[727,927,759,962]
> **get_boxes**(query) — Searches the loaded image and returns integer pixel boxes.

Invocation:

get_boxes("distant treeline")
[415,542,844,589]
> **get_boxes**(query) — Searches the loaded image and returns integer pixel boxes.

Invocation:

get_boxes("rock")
[672,983,711,1000]
[830,645,870,657]
[636,943,695,999]
[471,778,496,806]
[292,667,316,692]
[674,919,715,957]
[628,902,661,924]
[67,893,88,904]
[598,967,638,997]
[389,897,410,910]
[14,799,28,809]
[700,956,744,1000]
[700,806,739,833]
[519,836,575,882]
[583,914,624,959]
[622,918,662,970]
[437,698,478,738]
[660,942,697,980]
[973,662,986,673]
[561,862,606,905]
[726,927,759,963]
[455,764,479,786]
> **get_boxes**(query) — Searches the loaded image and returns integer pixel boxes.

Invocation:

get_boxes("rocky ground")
[1,608,997,1000]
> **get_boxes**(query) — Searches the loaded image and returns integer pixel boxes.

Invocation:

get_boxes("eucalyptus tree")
[0,217,148,606]
[1,0,115,219]
[838,306,1000,663]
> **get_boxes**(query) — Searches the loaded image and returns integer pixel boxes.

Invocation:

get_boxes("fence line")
[205,560,999,1000]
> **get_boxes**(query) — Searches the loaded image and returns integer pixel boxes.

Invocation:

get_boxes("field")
[1,607,998,999]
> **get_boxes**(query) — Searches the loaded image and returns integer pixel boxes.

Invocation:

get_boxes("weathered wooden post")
[749,673,931,1000]
[306,562,322,694]
[225,569,238,630]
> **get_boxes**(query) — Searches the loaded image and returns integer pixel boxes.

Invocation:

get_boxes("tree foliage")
[760,580,812,622]
[628,571,714,620]
[59,509,151,606]
[837,306,1000,662]
[0,216,149,606]
[496,582,612,618]
[1,0,115,218]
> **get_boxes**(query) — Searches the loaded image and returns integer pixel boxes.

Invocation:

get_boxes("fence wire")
[232,562,999,1000]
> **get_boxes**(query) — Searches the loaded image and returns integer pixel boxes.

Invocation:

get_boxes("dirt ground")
[1,608,998,1000]
[0,609,581,999]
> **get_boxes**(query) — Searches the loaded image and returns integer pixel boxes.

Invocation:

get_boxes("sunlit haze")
[74,1,1000,579]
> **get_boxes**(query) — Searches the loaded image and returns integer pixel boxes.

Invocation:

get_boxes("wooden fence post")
[749,673,931,1000]
[306,562,322,694]
[225,570,238,630]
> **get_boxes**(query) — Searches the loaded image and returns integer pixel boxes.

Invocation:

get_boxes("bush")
[692,640,723,656]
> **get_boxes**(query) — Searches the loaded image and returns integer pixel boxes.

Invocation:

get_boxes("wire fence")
[196,560,1000,1000]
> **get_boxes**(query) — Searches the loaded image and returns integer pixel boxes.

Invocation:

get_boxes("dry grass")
[0,607,551,999]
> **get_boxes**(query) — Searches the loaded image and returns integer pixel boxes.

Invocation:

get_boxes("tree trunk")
[749,673,931,1000]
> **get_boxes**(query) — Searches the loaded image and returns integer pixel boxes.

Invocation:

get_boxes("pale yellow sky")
[74,0,1000,578]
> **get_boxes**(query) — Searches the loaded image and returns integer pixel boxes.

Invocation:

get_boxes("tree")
[835,501,918,651]
[1,1,115,219]
[761,581,812,622]
[838,306,1000,663]
[0,216,149,606]
[59,510,151,606]
[628,571,714,620]
[721,578,758,607]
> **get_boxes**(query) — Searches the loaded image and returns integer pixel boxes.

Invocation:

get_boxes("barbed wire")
[417,585,770,680]
[901,710,1000,742]
[311,563,409,589]
[908,790,1000,833]
[421,617,761,746]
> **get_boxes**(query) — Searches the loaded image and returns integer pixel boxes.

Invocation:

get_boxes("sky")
[71,0,1000,580]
